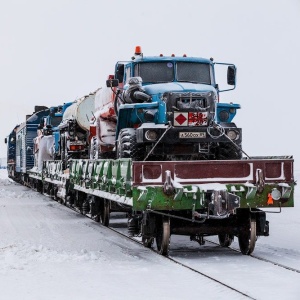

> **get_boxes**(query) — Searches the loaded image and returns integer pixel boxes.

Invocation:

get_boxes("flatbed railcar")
[25,155,294,256]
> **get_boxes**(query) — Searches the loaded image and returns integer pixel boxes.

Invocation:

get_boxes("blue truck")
[39,102,73,159]
[106,46,242,162]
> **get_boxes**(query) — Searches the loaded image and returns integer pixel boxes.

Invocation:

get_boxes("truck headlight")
[227,130,239,140]
[145,130,158,141]
[219,110,229,122]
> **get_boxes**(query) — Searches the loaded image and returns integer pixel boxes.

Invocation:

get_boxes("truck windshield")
[135,62,174,83]
[177,62,211,84]
[51,116,62,127]
[135,61,211,84]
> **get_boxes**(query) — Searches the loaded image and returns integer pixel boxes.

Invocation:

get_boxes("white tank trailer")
[58,91,97,164]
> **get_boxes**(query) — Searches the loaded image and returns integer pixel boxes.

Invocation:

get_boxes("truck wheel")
[216,142,242,160]
[90,137,99,159]
[117,128,142,160]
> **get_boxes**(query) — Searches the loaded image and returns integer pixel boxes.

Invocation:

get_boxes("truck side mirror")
[106,79,119,88]
[4,138,7,144]
[227,65,236,85]
[116,64,124,83]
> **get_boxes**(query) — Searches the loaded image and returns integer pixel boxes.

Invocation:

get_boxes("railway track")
[105,212,300,276]
[53,204,255,299]
[40,193,300,299]
[98,213,300,300]
[204,238,300,274]
[43,190,300,275]
[105,214,255,300]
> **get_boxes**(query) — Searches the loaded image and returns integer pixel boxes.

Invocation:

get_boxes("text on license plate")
[179,132,206,138]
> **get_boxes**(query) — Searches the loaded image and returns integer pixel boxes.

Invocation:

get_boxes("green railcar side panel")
[66,156,295,212]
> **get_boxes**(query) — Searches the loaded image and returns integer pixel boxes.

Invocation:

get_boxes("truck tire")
[90,136,99,159]
[117,128,142,160]
[216,141,242,160]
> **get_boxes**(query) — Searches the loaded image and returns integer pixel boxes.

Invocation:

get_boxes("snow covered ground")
[0,169,299,300]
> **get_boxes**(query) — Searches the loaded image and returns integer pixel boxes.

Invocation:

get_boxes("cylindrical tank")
[62,91,96,131]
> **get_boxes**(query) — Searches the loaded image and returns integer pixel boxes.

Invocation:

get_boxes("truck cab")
[106,46,241,161]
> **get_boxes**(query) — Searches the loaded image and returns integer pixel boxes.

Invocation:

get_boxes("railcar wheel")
[218,234,234,247]
[100,199,110,227]
[238,218,256,255]
[37,181,43,194]
[156,217,170,256]
[142,236,154,248]
[60,196,66,206]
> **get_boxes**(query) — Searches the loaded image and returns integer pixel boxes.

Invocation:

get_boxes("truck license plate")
[179,132,206,138]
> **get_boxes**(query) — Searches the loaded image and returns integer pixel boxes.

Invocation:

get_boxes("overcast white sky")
[1,0,300,168]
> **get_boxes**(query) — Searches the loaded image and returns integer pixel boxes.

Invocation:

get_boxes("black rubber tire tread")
[90,136,99,159]
[117,128,142,160]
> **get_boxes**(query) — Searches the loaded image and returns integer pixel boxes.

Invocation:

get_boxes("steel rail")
[204,238,300,274]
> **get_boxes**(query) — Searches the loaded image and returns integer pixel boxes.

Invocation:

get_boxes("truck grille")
[176,97,207,110]
[164,92,215,126]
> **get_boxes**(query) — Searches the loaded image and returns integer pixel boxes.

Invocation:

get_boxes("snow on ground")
[0,169,299,300]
